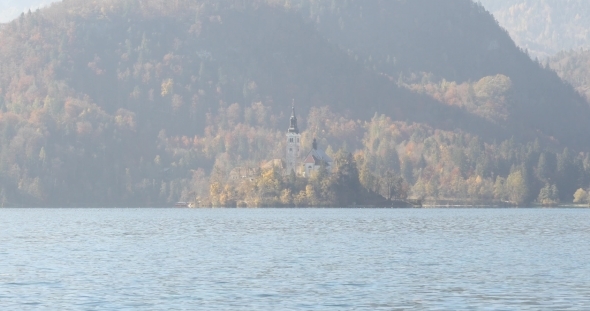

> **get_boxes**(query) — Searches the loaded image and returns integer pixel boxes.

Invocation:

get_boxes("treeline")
[355,113,590,205]
[364,115,590,205]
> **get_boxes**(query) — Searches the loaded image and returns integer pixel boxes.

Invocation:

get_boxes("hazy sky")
[0,0,59,23]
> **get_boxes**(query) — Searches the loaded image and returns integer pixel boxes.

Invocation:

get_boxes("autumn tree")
[506,169,529,205]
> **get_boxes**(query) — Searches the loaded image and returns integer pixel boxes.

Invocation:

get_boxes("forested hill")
[1,0,589,206]
[478,0,590,58]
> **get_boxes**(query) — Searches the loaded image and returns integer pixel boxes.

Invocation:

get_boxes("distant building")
[284,105,333,177]
[301,138,333,177]
[230,105,332,182]
[285,105,301,174]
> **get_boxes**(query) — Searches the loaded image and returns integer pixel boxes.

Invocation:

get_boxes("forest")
[1,0,590,206]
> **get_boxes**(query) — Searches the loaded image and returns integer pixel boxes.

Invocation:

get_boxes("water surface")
[1,208,589,310]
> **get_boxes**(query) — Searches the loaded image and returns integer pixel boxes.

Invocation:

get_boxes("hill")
[1,0,590,206]
[478,0,590,59]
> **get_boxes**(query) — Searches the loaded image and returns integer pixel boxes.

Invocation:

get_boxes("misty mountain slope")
[0,0,503,139]
[3,0,587,146]
[478,0,590,58]
[296,0,519,82]
[284,0,590,147]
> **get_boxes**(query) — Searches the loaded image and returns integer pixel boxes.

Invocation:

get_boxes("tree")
[493,176,506,201]
[332,151,362,205]
[401,156,415,185]
[257,166,282,204]
[573,188,589,204]
[557,148,578,201]
[280,189,293,206]
[384,170,396,200]
[388,148,401,174]
[536,153,549,181]
[506,169,529,205]
[305,184,318,206]
[537,183,559,205]
[209,182,221,206]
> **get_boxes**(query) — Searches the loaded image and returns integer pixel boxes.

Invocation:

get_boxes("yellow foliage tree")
[573,188,589,204]
[280,189,292,206]
[161,78,174,96]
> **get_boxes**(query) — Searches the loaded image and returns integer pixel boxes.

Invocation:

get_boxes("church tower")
[286,105,301,174]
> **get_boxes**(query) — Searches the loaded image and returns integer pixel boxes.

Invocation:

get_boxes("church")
[285,106,333,177]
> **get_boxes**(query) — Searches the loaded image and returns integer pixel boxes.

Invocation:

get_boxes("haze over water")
[1,208,589,310]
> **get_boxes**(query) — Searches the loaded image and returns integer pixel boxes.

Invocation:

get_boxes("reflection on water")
[1,208,589,310]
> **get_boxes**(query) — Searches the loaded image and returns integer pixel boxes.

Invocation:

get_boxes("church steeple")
[286,101,301,174]
[288,103,299,134]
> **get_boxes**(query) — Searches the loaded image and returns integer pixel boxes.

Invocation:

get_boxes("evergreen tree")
[401,156,415,185]
[536,153,550,181]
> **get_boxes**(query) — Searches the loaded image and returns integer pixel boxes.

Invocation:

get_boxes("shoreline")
[204,205,590,209]
[190,203,590,209]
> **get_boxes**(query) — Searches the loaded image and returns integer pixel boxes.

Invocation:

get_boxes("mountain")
[1,0,589,206]
[478,0,590,59]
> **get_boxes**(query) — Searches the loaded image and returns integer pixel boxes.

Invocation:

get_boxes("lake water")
[1,208,589,310]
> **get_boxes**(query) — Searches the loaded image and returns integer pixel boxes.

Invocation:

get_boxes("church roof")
[303,141,333,165]
[303,149,333,165]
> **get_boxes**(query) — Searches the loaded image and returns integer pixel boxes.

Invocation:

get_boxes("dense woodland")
[1,0,590,206]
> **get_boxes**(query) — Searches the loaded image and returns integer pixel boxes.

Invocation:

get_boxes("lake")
[1,208,589,310]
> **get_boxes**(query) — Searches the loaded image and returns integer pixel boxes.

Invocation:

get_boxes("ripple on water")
[0,208,589,310]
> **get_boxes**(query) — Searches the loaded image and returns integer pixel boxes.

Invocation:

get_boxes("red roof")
[302,148,333,165]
